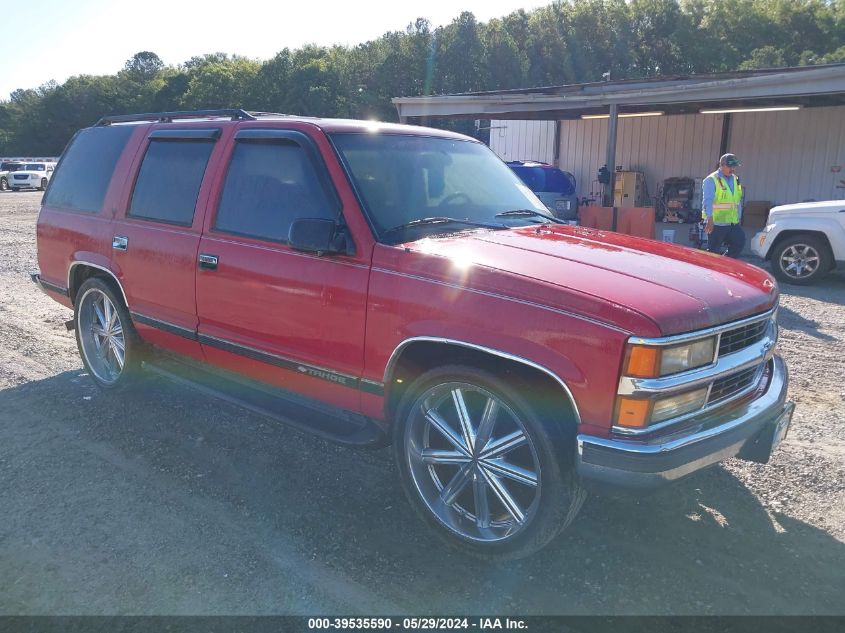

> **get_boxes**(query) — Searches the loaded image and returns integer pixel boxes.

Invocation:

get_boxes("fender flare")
[67,260,129,307]
[383,336,582,425]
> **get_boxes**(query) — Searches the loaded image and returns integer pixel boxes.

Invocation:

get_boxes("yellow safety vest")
[703,171,742,224]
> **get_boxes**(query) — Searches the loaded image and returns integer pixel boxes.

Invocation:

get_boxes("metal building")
[393,65,845,209]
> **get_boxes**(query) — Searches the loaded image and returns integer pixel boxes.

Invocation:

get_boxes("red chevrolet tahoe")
[33,109,794,558]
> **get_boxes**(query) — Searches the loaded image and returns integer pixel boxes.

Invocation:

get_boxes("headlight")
[623,337,717,378]
[660,338,716,375]
[616,387,709,429]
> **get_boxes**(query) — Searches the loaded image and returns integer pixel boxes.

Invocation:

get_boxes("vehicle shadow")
[1,370,843,615]
[776,305,837,341]
[778,271,845,301]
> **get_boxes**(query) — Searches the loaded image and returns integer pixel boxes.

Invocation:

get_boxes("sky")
[0,0,550,100]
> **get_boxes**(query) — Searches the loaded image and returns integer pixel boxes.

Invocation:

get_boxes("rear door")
[112,126,228,359]
[195,125,371,412]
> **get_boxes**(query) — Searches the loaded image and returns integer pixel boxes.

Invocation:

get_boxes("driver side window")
[214,140,339,243]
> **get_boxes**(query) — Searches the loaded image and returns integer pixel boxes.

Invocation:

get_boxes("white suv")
[751,199,845,285]
[0,161,25,191]
[7,161,56,191]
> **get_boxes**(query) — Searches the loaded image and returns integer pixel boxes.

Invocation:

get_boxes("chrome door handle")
[198,253,218,270]
[112,235,128,251]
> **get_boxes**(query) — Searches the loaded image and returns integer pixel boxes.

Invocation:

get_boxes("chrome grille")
[718,319,769,356]
[708,366,758,404]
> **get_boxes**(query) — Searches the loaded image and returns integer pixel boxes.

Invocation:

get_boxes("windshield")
[331,133,551,242]
[1,162,23,172]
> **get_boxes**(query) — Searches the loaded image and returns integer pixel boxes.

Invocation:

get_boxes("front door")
[195,127,370,412]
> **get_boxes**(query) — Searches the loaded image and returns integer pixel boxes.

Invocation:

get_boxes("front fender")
[757,216,845,259]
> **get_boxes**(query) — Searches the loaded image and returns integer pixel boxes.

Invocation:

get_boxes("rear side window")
[214,140,338,243]
[44,126,134,212]
[128,139,215,225]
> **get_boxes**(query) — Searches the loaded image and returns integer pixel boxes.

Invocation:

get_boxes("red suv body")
[33,110,793,558]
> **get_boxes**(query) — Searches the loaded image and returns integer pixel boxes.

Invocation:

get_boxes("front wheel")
[74,277,141,390]
[0,177,7,191]
[394,365,585,559]
[770,234,831,286]
[39,178,47,191]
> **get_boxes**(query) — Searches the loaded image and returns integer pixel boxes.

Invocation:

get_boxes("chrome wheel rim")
[78,288,125,384]
[406,382,541,543]
[780,244,820,279]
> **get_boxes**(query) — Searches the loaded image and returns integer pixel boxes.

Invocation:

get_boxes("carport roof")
[392,63,845,120]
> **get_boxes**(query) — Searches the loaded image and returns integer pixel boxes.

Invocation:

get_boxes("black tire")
[74,277,142,390]
[11,187,20,192]
[39,178,47,191]
[0,177,7,191]
[393,364,585,560]
[770,234,832,286]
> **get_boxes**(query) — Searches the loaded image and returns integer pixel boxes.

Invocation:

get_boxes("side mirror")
[289,218,353,256]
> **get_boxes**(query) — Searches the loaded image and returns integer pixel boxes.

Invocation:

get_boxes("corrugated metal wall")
[490,106,845,205]
[729,106,845,204]
[489,120,556,164]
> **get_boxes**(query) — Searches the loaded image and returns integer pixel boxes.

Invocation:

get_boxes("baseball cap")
[720,153,741,167]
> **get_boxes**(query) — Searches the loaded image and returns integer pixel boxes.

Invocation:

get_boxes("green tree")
[181,57,260,109]
[434,12,489,94]
[484,19,528,89]
[739,45,787,70]
[122,51,165,82]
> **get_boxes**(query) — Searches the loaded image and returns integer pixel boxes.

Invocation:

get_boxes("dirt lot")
[1,190,843,615]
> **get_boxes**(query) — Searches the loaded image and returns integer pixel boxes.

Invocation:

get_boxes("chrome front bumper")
[576,354,791,491]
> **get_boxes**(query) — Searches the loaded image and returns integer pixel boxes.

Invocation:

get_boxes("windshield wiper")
[495,209,566,224]
[380,216,506,240]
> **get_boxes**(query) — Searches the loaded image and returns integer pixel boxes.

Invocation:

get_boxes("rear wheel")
[74,277,141,390]
[394,365,585,559]
[0,177,7,191]
[770,234,831,286]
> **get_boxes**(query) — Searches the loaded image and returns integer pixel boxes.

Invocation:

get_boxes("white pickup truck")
[752,199,845,285]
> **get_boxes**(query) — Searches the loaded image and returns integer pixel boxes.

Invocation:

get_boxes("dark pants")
[708,223,746,258]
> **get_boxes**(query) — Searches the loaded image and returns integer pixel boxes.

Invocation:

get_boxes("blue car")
[506,161,578,221]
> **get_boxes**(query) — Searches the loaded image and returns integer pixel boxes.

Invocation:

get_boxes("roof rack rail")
[95,109,257,126]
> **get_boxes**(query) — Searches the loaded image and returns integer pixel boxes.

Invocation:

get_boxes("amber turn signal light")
[624,345,661,378]
[615,397,653,428]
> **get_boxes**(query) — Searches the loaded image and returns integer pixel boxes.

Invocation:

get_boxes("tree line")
[1,0,843,155]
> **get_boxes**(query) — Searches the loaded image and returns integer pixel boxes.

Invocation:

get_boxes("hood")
[770,199,845,217]
[401,225,778,336]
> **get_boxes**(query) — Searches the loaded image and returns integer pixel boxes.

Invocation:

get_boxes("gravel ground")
[1,190,843,615]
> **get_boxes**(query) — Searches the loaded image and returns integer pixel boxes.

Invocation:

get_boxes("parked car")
[33,109,793,558]
[8,161,55,191]
[751,199,845,285]
[0,160,25,191]
[506,160,578,221]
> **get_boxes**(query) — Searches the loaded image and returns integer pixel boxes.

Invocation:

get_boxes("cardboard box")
[742,200,771,228]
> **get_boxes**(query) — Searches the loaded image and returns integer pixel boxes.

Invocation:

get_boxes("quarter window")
[129,139,215,225]
[214,140,338,243]
[44,126,134,213]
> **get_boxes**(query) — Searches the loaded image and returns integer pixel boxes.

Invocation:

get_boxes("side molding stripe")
[130,312,385,396]
[40,279,69,296]
[131,312,198,341]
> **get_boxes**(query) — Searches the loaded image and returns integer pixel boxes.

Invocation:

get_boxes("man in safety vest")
[702,153,745,257]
